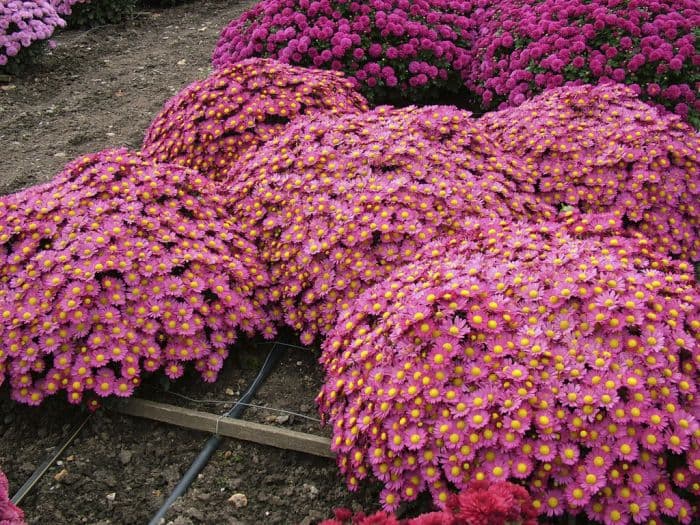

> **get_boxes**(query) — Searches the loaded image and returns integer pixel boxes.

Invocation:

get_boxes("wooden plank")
[107,398,335,459]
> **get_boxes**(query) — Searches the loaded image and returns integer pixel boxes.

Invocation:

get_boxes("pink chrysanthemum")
[318,217,699,520]
[142,58,368,180]
[480,83,700,259]
[0,149,274,404]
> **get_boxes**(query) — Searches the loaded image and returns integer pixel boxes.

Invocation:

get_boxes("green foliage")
[66,0,137,28]
[1,41,47,76]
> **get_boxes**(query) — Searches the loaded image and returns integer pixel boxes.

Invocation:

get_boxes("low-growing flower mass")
[225,105,551,343]
[318,217,700,522]
[211,0,477,106]
[468,0,700,125]
[480,83,700,261]
[0,149,274,405]
[142,58,368,181]
[0,0,65,70]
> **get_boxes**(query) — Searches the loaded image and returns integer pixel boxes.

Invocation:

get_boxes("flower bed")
[0,149,274,405]
[212,0,700,125]
[319,217,700,522]
[142,58,368,180]
[467,0,700,126]
[211,0,477,106]
[479,83,700,260]
[224,104,552,343]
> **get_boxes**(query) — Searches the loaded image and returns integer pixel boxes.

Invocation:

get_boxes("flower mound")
[211,0,476,105]
[0,470,25,525]
[142,58,368,181]
[319,217,700,524]
[467,0,700,125]
[1,1,65,69]
[322,481,538,525]
[480,83,700,260]
[0,149,273,405]
[226,105,551,343]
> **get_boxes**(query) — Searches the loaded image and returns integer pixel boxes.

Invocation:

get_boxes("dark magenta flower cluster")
[467,0,700,125]
[212,0,700,125]
[0,470,25,525]
[211,0,477,105]
[479,83,700,261]
[321,481,538,525]
[318,217,700,522]
[0,0,64,68]
[142,58,369,181]
[223,104,551,343]
[0,149,274,405]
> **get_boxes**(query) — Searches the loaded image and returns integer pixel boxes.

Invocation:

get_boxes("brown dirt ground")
[0,2,392,523]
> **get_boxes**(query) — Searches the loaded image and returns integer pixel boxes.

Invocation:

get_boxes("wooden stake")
[107,398,335,459]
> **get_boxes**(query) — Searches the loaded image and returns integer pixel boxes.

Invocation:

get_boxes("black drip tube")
[11,414,92,505]
[149,343,283,525]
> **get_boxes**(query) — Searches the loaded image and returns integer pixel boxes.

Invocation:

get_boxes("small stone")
[225,388,235,396]
[177,59,187,66]
[106,492,116,502]
[275,415,290,424]
[54,469,69,482]
[53,152,67,158]
[118,450,133,465]
[227,493,247,508]
[303,483,319,497]
[0,84,16,91]
[195,491,211,502]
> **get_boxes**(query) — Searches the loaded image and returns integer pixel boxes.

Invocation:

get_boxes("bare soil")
[0,2,387,523]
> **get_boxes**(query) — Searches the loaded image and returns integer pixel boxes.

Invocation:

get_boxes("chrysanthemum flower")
[480,83,700,259]
[0,149,274,404]
[142,58,368,181]
[318,217,699,521]
[225,105,552,341]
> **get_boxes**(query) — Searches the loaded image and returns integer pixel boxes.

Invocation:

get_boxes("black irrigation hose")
[149,343,284,525]
[11,413,92,505]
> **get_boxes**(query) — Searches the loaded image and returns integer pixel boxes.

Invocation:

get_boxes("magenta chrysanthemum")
[0,149,274,405]
[480,83,700,260]
[225,105,553,342]
[318,217,700,523]
[466,0,700,124]
[211,0,476,105]
[142,57,368,180]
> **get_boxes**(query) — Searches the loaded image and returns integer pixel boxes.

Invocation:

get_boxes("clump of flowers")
[466,0,700,125]
[0,0,65,73]
[318,216,700,524]
[51,0,90,16]
[0,470,25,525]
[480,83,700,261]
[211,0,477,106]
[321,481,538,525]
[142,57,368,181]
[225,105,551,343]
[0,149,274,405]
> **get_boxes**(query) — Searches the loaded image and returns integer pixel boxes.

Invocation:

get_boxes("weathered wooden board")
[108,398,335,459]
